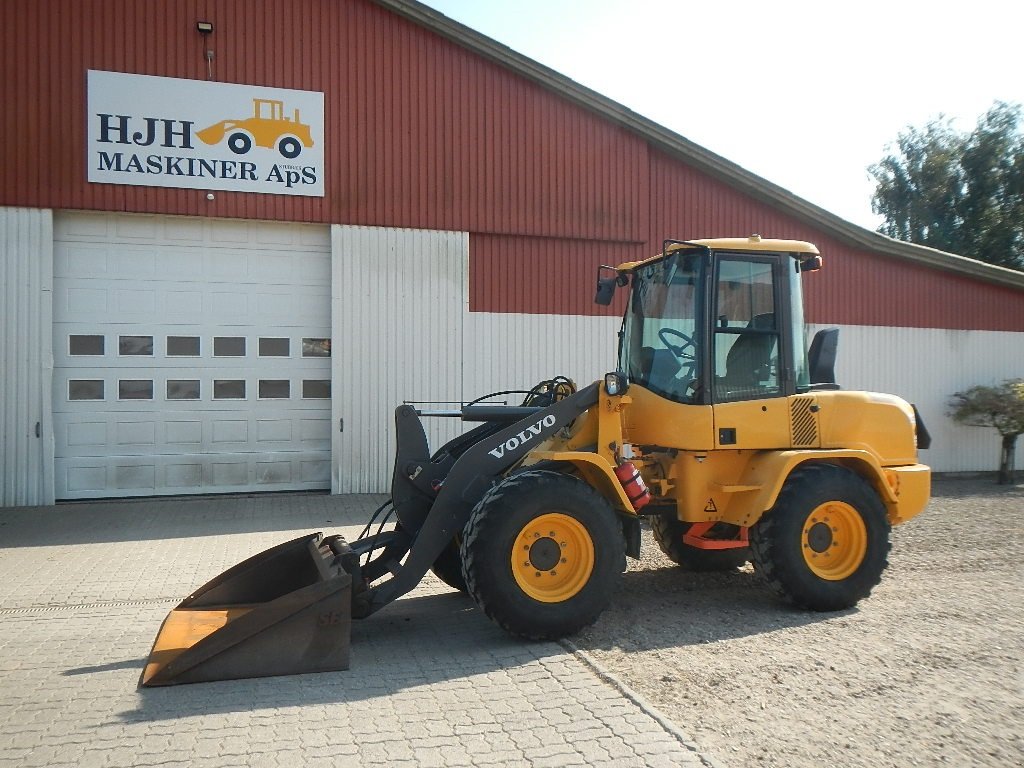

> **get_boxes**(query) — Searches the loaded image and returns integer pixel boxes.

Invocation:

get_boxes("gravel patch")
[576,476,1024,767]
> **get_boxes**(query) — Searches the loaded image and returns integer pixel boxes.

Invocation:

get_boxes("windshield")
[619,250,704,403]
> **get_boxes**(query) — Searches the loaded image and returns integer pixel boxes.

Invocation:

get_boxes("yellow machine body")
[529,382,929,530]
[529,235,931,530]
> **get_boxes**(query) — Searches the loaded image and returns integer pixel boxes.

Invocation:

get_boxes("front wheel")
[461,470,625,640]
[750,464,890,611]
[227,132,252,154]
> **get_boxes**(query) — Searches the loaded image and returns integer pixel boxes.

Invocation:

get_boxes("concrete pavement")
[0,492,718,767]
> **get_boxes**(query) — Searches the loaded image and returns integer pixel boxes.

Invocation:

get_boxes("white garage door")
[53,212,332,499]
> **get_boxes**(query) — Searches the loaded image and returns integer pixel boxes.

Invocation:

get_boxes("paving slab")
[0,493,718,767]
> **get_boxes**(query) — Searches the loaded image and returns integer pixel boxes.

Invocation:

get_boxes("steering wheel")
[658,327,695,360]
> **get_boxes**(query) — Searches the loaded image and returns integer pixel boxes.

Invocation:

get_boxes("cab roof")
[615,235,820,272]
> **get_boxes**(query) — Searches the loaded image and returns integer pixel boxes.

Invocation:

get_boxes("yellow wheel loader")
[142,236,931,686]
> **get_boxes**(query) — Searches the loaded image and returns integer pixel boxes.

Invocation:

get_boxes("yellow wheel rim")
[801,501,867,580]
[511,512,595,603]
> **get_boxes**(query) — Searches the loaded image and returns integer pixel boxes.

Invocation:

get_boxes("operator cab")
[600,236,822,405]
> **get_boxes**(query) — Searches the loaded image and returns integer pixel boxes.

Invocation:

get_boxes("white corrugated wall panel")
[809,323,1024,474]
[1,207,54,506]
[462,313,620,403]
[332,226,468,493]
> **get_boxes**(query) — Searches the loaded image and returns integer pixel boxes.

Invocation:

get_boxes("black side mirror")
[594,266,627,305]
[595,276,617,305]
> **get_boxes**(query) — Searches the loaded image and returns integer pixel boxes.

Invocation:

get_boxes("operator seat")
[807,327,841,390]
[717,313,776,399]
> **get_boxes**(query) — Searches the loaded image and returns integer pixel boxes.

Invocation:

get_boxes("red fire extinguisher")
[614,444,651,511]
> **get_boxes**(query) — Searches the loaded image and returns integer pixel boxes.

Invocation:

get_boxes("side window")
[713,259,780,402]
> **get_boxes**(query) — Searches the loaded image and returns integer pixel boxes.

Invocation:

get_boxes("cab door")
[710,253,793,449]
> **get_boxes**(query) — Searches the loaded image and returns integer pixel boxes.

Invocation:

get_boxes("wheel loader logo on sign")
[196,98,314,159]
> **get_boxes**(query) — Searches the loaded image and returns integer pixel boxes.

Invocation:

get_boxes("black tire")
[227,132,252,154]
[460,470,625,640]
[430,535,467,592]
[750,464,890,611]
[278,136,302,159]
[650,517,749,571]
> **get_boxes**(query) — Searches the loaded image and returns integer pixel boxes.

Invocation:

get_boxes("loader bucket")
[141,533,352,687]
[195,121,230,146]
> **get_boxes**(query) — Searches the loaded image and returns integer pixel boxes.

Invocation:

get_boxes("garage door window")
[167,380,200,400]
[214,337,246,357]
[214,380,246,399]
[119,380,154,400]
[302,380,331,399]
[69,380,104,400]
[119,335,153,356]
[302,338,331,357]
[167,336,201,356]
[69,335,105,356]
[259,338,290,357]
[259,379,290,399]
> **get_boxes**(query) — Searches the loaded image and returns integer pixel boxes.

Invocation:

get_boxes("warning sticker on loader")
[704,498,718,514]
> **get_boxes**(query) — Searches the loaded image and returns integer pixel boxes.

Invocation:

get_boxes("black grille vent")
[791,397,818,447]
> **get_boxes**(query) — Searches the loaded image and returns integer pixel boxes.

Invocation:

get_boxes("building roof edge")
[373,0,1024,292]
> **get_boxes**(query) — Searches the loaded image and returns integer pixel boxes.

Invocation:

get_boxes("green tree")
[948,379,1024,484]
[869,102,1024,271]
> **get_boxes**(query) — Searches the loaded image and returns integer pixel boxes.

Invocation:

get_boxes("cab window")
[713,259,780,402]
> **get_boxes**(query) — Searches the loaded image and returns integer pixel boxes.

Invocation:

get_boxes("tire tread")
[461,470,623,640]
[750,463,891,611]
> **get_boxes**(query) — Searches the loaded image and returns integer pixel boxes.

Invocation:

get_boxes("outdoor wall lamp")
[196,21,215,79]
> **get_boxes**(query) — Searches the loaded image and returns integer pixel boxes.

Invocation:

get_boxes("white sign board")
[87,70,325,197]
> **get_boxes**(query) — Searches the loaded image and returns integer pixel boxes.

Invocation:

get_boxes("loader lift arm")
[352,382,601,617]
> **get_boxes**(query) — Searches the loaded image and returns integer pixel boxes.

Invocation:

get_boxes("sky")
[418,0,1023,231]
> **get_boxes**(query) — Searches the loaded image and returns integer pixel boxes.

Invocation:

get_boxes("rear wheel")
[461,470,624,640]
[278,136,302,159]
[750,464,890,611]
[651,517,749,571]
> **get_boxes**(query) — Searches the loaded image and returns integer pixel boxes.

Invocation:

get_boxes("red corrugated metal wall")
[646,151,1024,331]
[469,235,641,316]
[1,0,645,241]
[2,0,1022,331]
[467,150,1024,331]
